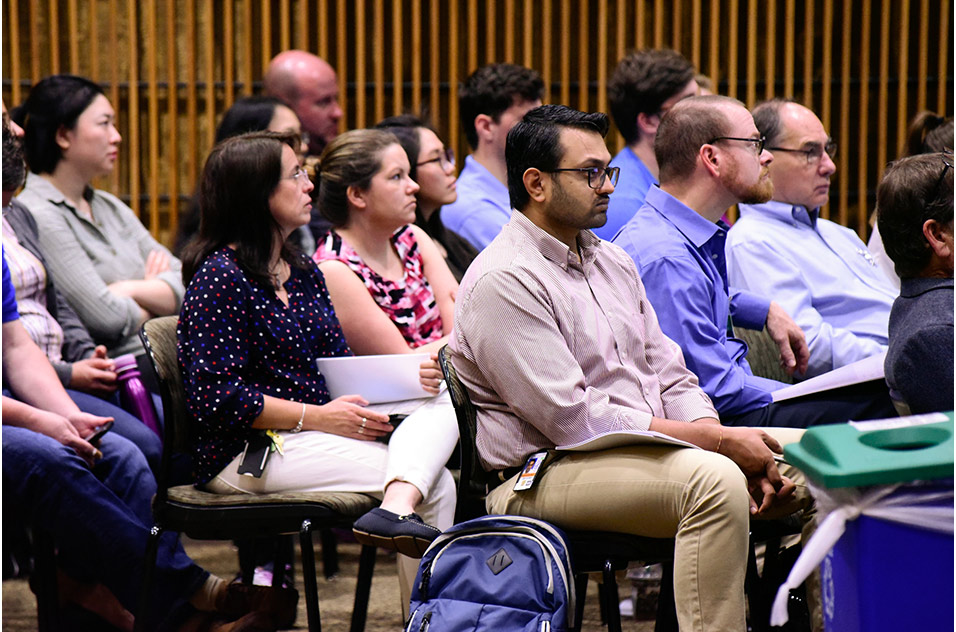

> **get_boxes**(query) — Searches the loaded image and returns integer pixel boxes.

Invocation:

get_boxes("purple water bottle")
[114,354,162,438]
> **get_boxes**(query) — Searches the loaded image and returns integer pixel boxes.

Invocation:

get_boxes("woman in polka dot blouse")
[178,132,457,578]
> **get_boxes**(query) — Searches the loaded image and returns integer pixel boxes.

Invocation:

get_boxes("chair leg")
[601,560,623,632]
[319,528,340,579]
[299,520,321,632]
[654,561,679,632]
[746,536,769,632]
[349,544,377,632]
[32,529,58,632]
[133,525,164,632]
[572,574,588,632]
[272,536,293,589]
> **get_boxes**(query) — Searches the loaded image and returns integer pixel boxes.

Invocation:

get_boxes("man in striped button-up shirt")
[450,104,812,632]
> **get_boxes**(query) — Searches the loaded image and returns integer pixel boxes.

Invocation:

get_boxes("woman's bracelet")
[291,402,305,433]
[715,426,723,454]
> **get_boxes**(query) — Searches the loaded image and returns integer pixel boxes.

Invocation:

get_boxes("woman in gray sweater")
[14,75,183,359]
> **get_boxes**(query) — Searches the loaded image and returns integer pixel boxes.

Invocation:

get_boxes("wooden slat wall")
[2,0,952,245]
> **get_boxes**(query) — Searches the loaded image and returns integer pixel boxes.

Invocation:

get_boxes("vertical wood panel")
[146,0,160,232]
[783,0,794,97]
[91,0,100,81]
[559,0,570,107]
[877,0,890,179]
[653,0,664,48]
[504,0,514,62]
[708,0,719,83]
[412,1,422,113]
[48,0,60,73]
[577,1,588,111]
[467,0,478,73]
[522,0,533,69]
[166,0,179,235]
[802,0,814,106]
[916,0,929,113]
[355,0,367,128]
[895,1,911,156]
[821,0,833,132]
[9,1,21,105]
[279,0,290,52]
[541,0,552,104]
[108,0,120,193]
[727,0,738,99]
[224,1,235,104]
[373,0,384,124]
[296,0,308,51]
[857,0,872,231]
[691,0,701,69]
[635,0,645,50]
[764,0,776,99]
[336,0,347,131]
[127,0,140,215]
[68,0,80,74]
[485,0,496,62]
[938,0,951,114]
[671,1,682,51]
[449,1,460,151]
[242,0,253,95]
[597,1,608,116]
[836,0,852,225]
[745,0,757,107]
[204,0,215,150]
[429,0,439,128]
[29,2,41,80]
[392,0,403,115]
[260,0,271,72]
[317,0,329,61]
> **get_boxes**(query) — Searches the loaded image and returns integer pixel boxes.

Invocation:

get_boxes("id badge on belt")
[513,451,549,491]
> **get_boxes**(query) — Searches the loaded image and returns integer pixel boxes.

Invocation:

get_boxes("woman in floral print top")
[311,129,458,357]
[178,132,457,568]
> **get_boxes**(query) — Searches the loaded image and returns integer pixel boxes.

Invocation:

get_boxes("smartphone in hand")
[86,420,114,446]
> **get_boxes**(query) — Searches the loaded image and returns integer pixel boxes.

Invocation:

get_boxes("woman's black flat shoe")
[352,508,441,558]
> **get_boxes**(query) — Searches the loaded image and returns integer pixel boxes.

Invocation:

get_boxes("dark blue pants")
[1,427,207,628]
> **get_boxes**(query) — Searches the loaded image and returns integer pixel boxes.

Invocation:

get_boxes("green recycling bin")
[780,413,954,632]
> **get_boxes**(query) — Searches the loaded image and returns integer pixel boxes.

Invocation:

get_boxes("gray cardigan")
[17,173,184,356]
[3,199,97,385]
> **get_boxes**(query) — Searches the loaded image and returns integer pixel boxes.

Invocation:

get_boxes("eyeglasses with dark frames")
[767,139,838,164]
[416,147,456,169]
[547,165,621,189]
[708,136,766,154]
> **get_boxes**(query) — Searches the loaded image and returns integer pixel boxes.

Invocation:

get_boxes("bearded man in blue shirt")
[612,95,896,427]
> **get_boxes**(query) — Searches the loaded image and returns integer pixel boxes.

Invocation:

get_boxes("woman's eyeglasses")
[417,148,456,169]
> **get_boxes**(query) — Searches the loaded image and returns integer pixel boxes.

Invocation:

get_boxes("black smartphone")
[376,414,408,444]
[86,420,114,446]
[236,432,273,478]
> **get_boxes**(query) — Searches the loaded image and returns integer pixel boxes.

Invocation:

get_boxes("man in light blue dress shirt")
[441,64,543,250]
[613,95,896,427]
[728,100,896,378]
[596,49,699,241]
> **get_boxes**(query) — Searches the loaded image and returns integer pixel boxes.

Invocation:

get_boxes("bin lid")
[783,412,954,488]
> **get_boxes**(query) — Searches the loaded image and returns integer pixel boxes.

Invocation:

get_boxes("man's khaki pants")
[487,428,810,632]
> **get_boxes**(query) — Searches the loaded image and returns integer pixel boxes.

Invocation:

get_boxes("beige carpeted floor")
[2,537,658,631]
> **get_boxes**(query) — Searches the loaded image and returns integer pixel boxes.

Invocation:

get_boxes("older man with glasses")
[612,95,897,429]
[726,99,897,379]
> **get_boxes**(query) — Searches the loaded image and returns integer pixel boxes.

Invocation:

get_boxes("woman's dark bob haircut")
[14,74,105,175]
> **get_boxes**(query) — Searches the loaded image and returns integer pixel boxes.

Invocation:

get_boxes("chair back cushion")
[140,316,193,456]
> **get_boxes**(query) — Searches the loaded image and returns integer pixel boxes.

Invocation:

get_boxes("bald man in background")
[264,50,343,156]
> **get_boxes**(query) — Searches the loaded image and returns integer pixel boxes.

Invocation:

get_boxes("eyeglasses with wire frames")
[767,139,838,164]
[708,136,766,154]
[547,165,621,189]
[416,147,456,169]
[285,166,310,183]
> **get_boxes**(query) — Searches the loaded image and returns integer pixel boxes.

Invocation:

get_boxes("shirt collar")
[507,209,602,271]
[899,276,954,298]
[644,186,725,248]
[738,199,820,229]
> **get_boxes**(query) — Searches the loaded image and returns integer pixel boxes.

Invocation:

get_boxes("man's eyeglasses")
[708,136,766,154]
[547,165,621,189]
[767,139,838,164]
[928,151,953,208]
[417,148,456,169]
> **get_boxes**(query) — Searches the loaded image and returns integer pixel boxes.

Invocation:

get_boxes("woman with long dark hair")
[178,132,456,589]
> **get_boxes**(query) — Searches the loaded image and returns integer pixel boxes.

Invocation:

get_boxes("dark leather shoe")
[352,508,442,558]
[216,584,297,629]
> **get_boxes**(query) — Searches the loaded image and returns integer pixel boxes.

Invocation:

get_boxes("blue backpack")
[405,515,576,632]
